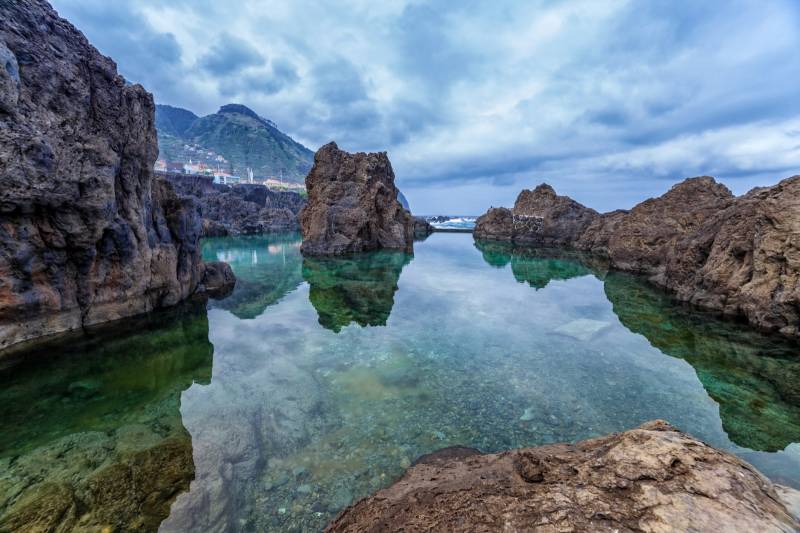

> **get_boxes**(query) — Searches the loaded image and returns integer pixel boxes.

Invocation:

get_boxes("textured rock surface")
[300,142,413,255]
[328,421,799,532]
[475,176,800,336]
[201,261,236,298]
[165,173,306,235]
[0,1,230,350]
[412,216,434,238]
[474,185,599,245]
[513,184,600,245]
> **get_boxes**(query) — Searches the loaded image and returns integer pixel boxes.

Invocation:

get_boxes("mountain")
[155,103,314,184]
[155,104,198,137]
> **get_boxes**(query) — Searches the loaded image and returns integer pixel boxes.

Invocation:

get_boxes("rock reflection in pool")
[0,301,212,531]
[302,251,413,332]
[3,232,800,532]
[203,233,304,319]
[475,239,800,453]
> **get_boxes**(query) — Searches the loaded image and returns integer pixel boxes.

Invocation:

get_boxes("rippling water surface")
[1,232,799,532]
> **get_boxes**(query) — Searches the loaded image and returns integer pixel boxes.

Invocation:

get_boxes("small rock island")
[300,142,414,256]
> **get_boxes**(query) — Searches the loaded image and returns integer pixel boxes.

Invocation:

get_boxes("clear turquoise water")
[1,232,799,532]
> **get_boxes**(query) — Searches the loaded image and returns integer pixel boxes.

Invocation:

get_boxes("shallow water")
[1,232,799,531]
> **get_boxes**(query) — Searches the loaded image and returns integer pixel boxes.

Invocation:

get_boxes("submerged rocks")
[474,176,800,337]
[300,142,414,255]
[0,1,232,350]
[328,421,800,532]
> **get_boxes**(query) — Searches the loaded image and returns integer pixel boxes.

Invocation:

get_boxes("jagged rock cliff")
[328,421,800,532]
[0,1,231,350]
[164,174,306,235]
[300,142,413,256]
[474,176,800,337]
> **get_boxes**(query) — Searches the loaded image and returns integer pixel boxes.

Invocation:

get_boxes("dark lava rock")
[474,176,800,337]
[164,173,306,236]
[300,142,414,256]
[328,421,799,532]
[0,1,232,350]
[201,261,236,298]
[474,184,598,245]
[412,216,434,238]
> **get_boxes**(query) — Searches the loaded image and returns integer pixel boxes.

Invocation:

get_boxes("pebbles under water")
[1,232,798,532]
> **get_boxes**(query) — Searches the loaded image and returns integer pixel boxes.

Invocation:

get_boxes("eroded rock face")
[165,173,306,235]
[0,1,227,350]
[474,176,800,337]
[300,142,413,256]
[201,261,236,298]
[513,184,600,245]
[327,421,800,532]
[475,185,599,246]
[412,216,434,238]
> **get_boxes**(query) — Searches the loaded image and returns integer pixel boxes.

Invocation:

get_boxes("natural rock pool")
[1,232,799,532]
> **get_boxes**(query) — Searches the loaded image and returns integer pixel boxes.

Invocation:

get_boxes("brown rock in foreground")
[328,421,799,532]
[300,142,413,255]
[474,176,800,337]
[0,1,232,350]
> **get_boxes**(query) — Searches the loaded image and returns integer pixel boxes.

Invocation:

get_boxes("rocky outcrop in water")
[412,216,434,238]
[328,420,800,532]
[474,185,599,245]
[0,1,232,351]
[474,176,800,337]
[300,142,414,256]
[164,173,306,236]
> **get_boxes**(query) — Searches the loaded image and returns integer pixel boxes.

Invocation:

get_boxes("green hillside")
[155,103,314,183]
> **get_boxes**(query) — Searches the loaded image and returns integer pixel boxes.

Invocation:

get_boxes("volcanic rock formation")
[300,143,414,255]
[327,421,800,532]
[0,1,232,350]
[474,176,800,337]
[165,174,306,236]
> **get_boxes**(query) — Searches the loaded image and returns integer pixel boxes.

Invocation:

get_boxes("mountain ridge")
[156,103,314,183]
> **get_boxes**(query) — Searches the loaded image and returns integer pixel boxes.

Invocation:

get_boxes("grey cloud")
[199,33,265,75]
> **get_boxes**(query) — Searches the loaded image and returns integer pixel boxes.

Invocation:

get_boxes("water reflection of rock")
[603,273,800,452]
[302,251,413,332]
[475,240,800,452]
[0,301,212,531]
[202,234,304,319]
[474,240,594,289]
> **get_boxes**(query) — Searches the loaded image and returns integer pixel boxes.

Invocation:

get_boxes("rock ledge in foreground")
[327,421,799,532]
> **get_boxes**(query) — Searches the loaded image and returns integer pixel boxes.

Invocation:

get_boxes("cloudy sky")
[51,0,800,214]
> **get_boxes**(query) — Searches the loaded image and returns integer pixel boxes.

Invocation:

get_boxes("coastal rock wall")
[328,421,800,532]
[474,176,800,337]
[0,1,225,350]
[163,173,306,236]
[300,142,413,256]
